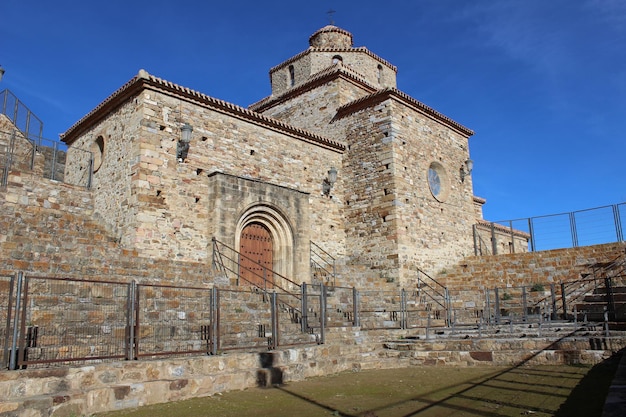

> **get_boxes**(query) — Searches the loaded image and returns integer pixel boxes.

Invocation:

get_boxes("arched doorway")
[239,223,273,288]
[235,204,294,289]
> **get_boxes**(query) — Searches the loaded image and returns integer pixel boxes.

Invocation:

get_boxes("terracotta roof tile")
[61,70,344,152]
[334,88,474,137]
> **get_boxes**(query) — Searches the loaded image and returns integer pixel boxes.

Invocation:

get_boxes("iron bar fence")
[0,128,93,188]
[2,266,622,369]
[1,89,44,142]
[475,202,625,255]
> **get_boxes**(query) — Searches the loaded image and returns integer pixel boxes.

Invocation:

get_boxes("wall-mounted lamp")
[0,66,5,82]
[322,166,338,196]
[177,123,193,162]
[460,158,474,182]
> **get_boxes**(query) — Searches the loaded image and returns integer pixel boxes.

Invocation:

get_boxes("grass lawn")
[98,353,620,417]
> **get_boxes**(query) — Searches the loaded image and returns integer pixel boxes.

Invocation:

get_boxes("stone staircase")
[575,286,626,327]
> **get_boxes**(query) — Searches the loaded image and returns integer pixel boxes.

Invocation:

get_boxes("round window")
[427,162,448,202]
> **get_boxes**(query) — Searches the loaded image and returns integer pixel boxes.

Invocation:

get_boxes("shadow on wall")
[257,352,284,388]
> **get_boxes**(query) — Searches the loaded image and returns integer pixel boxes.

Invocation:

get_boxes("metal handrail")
[415,268,451,325]
[211,238,301,295]
[310,241,336,287]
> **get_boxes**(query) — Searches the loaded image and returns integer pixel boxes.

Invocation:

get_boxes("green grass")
[98,354,620,417]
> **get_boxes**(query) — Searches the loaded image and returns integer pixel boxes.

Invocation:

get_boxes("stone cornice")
[249,64,378,112]
[333,88,474,138]
[61,70,345,152]
[473,196,486,205]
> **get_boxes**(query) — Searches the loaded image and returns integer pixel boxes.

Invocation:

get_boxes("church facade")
[60,25,522,288]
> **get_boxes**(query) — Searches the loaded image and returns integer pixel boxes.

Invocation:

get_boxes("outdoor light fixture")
[460,158,474,182]
[177,123,193,162]
[322,166,338,196]
[0,66,5,82]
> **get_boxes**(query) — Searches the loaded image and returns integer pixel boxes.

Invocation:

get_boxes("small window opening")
[332,55,343,65]
[288,65,295,87]
[377,64,383,84]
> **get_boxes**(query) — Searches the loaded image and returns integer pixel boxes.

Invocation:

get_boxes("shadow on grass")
[554,349,622,417]
[277,328,621,417]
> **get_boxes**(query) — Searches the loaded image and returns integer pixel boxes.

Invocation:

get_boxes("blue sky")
[1,0,625,224]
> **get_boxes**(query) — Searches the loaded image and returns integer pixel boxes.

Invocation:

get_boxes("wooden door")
[239,223,273,288]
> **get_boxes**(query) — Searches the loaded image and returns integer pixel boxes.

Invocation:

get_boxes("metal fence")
[0,128,93,188]
[1,274,329,370]
[1,89,43,142]
[476,203,625,255]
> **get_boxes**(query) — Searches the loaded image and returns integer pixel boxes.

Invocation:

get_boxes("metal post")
[494,287,500,325]
[29,139,36,170]
[473,224,478,256]
[509,220,516,254]
[522,286,528,323]
[401,289,407,329]
[445,287,451,326]
[3,274,15,369]
[8,272,23,370]
[560,282,567,320]
[605,277,615,321]
[613,204,623,242]
[550,284,557,321]
[490,223,497,255]
[87,154,94,189]
[271,292,278,349]
[126,281,136,361]
[570,212,578,248]
[528,218,536,252]
[301,283,308,333]
[133,282,140,359]
[16,274,29,369]
[319,283,326,344]
[485,290,491,325]
[211,286,219,355]
[352,287,359,327]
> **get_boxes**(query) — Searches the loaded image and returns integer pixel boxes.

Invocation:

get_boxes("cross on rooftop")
[327,9,336,25]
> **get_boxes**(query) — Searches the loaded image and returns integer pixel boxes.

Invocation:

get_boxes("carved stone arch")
[235,203,295,287]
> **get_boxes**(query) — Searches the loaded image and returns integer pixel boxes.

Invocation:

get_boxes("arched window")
[288,65,295,87]
[377,64,383,84]
[90,135,105,173]
[332,55,343,65]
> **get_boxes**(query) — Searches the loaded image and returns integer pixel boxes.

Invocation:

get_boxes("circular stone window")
[427,162,448,202]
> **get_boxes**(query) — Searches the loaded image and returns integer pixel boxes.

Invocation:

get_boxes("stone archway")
[235,204,294,289]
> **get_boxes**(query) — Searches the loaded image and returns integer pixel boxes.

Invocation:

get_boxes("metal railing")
[0,128,93,188]
[2,273,328,370]
[451,255,625,327]
[476,202,625,255]
[416,268,451,326]
[310,241,336,287]
[1,89,43,142]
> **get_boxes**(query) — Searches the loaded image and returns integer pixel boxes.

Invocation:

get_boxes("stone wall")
[0,170,213,285]
[437,242,626,312]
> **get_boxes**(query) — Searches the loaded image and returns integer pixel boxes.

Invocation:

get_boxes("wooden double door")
[239,223,273,288]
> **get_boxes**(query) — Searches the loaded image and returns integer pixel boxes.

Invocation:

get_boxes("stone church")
[59,25,521,288]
